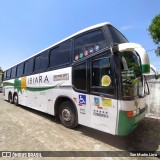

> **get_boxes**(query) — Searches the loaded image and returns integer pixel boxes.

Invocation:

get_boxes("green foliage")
[148,14,160,55]
[155,46,160,56]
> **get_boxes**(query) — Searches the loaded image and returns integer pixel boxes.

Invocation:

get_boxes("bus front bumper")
[117,107,147,136]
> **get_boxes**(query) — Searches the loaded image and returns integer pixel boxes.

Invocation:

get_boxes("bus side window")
[91,55,114,95]
[3,71,6,80]
[50,40,71,68]
[17,63,24,77]
[24,61,29,75]
[34,55,41,72]
[50,47,59,68]
[24,58,34,75]
[6,69,11,79]
[74,29,108,61]
[11,66,17,79]
[73,62,87,91]
[59,40,71,65]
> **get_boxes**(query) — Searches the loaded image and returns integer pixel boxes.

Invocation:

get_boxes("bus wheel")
[59,101,78,129]
[8,93,13,103]
[13,94,19,106]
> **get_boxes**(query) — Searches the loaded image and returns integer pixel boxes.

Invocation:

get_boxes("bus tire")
[8,92,13,103]
[13,93,19,106]
[59,101,78,129]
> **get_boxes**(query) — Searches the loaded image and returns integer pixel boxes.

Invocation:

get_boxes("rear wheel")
[13,93,19,106]
[59,101,78,128]
[8,93,13,103]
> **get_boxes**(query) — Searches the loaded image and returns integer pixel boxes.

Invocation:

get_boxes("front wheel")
[59,101,78,129]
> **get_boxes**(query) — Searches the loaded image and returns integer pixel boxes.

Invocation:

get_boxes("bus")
[2,22,150,136]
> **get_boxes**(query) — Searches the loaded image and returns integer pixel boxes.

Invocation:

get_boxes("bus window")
[34,55,41,72]
[34,51,48,72]
[24,61,29,75]
[107,25,128,44]
[50,47,59,67]
[3,71,6,80]
[59,40,71,65]
[73,62,87,91]
[41,51,49,70]
[24,58,34,75]
[91,55,114,95]
[11,66,17,78]
[6,69,11,79]
[120,51,143,97]
[74,30,107,61]
[17,63,24,77]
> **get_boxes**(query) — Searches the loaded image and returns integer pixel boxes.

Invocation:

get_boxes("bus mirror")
[2,73,4,81]
[116,43,150,74]
[143,75,150,96]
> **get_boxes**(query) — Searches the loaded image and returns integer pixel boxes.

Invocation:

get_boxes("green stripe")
[117,110,146,136]
[3,82,14,87]
[3,81,65,92]
[142,64,150,73]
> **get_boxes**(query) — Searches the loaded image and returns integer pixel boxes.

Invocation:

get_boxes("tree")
[148,14,160,56]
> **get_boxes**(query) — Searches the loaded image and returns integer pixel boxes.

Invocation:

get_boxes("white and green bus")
[3,22,150,135]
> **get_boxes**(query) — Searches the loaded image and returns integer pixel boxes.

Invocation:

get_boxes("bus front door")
[89,52,118,135]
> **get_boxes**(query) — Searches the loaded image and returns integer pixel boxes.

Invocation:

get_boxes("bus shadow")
[75,117,160,152]
[18,105,160,152]
[18,104,60,124]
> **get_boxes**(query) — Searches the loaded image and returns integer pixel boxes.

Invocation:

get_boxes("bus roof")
[5,22,111,71]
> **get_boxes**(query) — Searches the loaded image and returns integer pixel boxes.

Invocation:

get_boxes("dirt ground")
[0,93,159,160]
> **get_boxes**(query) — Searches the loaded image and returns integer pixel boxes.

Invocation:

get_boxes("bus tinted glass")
[73,62,87,91]
[107,25,128,44]
[6,70,11,79]
[50,40,71,68]
[74,30,107,61]
[92,56,114,95]
[11,67,17,78]
[17,63,24,77]
[24,58,34,75]
[50,47,59,67]
[34,51,48,72]
[59,40,71,65]
[120,51,142,97]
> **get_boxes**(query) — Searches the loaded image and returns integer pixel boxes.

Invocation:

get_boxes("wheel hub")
[14,96,17,103]
[62,109,71,121]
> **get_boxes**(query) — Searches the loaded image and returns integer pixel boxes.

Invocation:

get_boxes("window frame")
[106,25,128,45]
[6,69,11,80]
[24,57,34,76]
[90,52,116,98]
[72,61,88,93]
[49,40,72,70]
[34,55,42,73]
[33,51,49,74]
[11,66,17,79]
[73,28,109,62]
[17,62,24,77]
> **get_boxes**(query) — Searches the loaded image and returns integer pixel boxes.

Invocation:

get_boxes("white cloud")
[120,25,134,31]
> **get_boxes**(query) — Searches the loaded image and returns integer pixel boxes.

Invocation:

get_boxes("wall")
[146,78,160,118]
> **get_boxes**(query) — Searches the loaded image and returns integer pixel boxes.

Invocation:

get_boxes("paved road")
[0,93,159,160]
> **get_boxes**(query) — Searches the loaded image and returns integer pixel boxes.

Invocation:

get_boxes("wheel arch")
[54,96,78,122]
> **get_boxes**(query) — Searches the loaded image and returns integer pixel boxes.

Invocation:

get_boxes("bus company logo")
[79,95,86,106]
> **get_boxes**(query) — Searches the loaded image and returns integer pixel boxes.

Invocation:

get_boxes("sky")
[0,0,160,72]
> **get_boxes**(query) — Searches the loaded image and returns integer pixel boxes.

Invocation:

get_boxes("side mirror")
[143,75,150,95]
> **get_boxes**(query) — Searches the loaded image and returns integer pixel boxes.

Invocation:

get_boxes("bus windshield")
[107,25,128,44]
[120,51,143,97]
